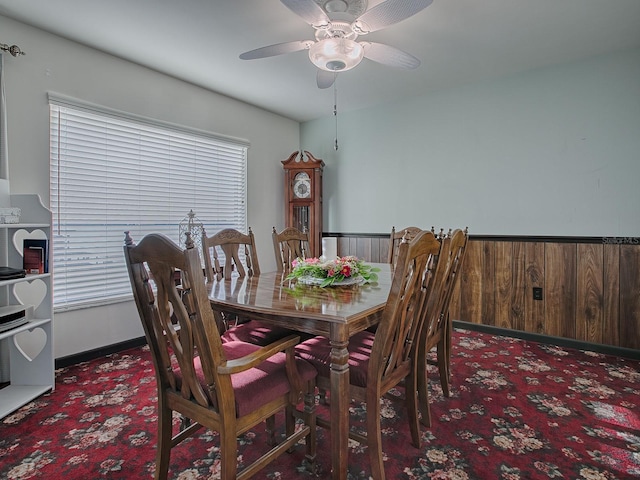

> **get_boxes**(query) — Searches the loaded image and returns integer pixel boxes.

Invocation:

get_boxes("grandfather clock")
[282,150,324,258]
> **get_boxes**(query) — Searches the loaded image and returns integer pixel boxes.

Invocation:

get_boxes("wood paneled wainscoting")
[327,233,640,352]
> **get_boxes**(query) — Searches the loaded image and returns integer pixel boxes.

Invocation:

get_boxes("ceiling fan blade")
[239,40,314,60]
[354,0,433,34]
[280,0,331,28]
[362,42,421,69]
[317,70,337,89]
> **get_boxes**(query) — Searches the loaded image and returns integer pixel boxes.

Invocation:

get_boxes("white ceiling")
[1,0,639,122]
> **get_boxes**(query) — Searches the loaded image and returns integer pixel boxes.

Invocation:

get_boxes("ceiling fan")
[239,0,433,89]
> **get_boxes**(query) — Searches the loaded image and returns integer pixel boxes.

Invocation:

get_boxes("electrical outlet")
[533,287,543,301]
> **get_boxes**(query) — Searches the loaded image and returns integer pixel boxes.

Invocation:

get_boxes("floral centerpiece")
[286,256,379,287]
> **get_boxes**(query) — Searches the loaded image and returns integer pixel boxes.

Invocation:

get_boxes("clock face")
[293,172,311,199]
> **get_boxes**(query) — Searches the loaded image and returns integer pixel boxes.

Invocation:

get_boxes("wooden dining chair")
[201,227,260,332]
[416,227,468,427]
[272,226,310,273]
[202,227,260,282]
[296,230,444,480]
[123,232,317,480]
[204,228,300,345]
[387,226,423,269]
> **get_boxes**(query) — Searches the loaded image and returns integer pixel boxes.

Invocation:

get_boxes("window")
[49,94,248,311]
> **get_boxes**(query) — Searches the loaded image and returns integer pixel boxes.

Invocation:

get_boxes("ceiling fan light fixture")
[324,0,349,13]
[309,37,364,72]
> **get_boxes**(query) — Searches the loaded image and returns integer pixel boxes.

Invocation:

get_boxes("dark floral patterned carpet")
[1,328,639,479]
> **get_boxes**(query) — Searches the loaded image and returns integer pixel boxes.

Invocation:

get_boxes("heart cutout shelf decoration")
[13,278,48,311]
[13,327,47,362]
[12,229,48,256]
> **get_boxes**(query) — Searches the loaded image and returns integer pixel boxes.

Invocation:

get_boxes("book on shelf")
[23,239,49,274]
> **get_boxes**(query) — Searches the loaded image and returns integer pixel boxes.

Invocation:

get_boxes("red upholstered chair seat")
[177,340,317,417]
[222,320,300,347]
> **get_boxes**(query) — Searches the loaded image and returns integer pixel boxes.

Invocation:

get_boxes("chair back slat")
[387,226,423,269]
[124,232,224,409]
[422,228,469,345]
[202,228,260,281]
[442,228,469,315]
[272,227,310,273]
[371,230,444,386]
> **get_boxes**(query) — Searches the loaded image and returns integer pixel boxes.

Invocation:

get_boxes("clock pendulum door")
[292,205,309,233]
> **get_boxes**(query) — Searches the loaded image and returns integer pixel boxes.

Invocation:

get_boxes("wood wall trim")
[329,232,640,350]
[471,235,640,244]
[325,232,640,245]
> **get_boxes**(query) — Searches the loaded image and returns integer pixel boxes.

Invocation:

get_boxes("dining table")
[206,263,393,480]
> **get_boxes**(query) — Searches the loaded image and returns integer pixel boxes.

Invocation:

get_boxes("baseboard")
[55,337,148,369]
[54,323,639,369]
[454,320,640,360]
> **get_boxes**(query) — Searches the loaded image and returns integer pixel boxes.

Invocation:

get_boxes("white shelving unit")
[0,194,53,419]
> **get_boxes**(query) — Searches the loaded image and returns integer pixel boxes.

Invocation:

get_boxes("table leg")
[329,325,350,480]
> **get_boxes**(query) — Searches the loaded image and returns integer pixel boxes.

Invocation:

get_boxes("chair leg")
[439,315,452,397]
[419,377,433,428]
[220,424,239,480]
[155,402,173,480]
[405,369,422,448]
[417,342,432,428]
[318,388,328,405]
[437,339,450,398]
[285,406,295,453]
[366,397,386,480]
[303,380,317,471]
[265,415,277,446]
[179,414,191,430]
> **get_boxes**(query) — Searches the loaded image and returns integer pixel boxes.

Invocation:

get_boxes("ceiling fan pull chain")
[334,78,339,151]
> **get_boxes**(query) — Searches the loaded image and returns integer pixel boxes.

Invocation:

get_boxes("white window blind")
[49,94,248,311]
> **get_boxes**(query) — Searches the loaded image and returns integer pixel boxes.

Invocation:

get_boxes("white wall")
[3,15,639,358]
[301,48,640,237]
[1,16,300,358]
